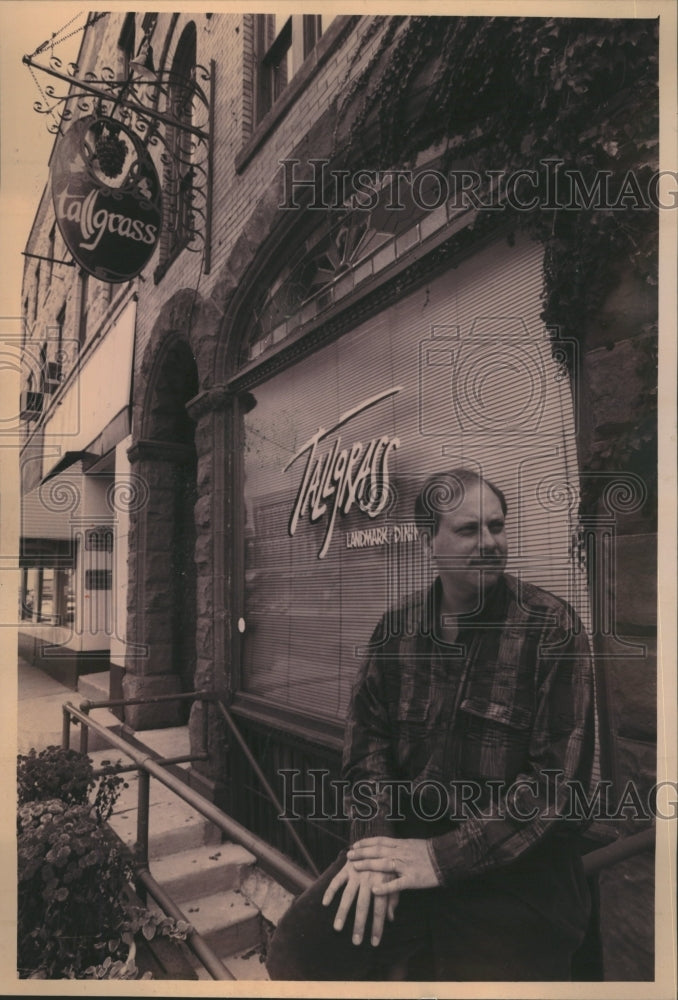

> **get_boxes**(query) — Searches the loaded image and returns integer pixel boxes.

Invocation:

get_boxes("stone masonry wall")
[578,266,657,981]
[126,14,386,756]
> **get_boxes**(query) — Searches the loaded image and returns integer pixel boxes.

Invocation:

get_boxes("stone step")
[240,866,294,928]
[87,732,282,981]
[178,889,262,958]
[70,706,123,752]
[133,726,192,769]
[115,792,221,861]
[89,762,221,859]
[148,889,262,962]
[88,725,192,770]
[192,945,270,981]
[150,842,257,902]
[88,731,221,860]
[77,670,110,703]
[220,946,270,981]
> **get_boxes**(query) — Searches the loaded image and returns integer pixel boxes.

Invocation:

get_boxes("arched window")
[161,22,198,268]
[118,13,135,78]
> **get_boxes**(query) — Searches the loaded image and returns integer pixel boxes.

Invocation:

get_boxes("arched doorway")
[125,337,199,727]
[146,339,199,699]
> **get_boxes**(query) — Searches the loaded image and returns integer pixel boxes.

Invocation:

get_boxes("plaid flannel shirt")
[342,573,596,888]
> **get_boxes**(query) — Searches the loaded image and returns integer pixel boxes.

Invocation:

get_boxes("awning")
[42,450,98,483]
[21,469,80,566]
[39,297,136,482]
[21,456,116,567]
[21,462,88,541]
[19,536,75,568]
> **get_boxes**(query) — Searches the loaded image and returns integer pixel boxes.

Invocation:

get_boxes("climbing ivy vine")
[335,15,659,519]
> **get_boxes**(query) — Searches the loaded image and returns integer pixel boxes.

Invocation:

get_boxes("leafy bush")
[18,799,133,978]
[17,746,95,807]
[17,745,127,821]
[122,904,192,946]
[82,910,191,981]
[82,951,149,981]
[17,748,190,980]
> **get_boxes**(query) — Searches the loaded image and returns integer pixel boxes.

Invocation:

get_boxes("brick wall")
[131,15,381,370]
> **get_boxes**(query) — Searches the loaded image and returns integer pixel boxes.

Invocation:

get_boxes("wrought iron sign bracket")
[23,49,215,270]
[22,52,211,141]
[21,250,76,269]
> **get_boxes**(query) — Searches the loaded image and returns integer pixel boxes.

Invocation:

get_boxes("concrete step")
[87,759,221,859]
[88,729,220,860]
[134,726,192,769]
[192,945,270,981]
[150,842,257,902]
[240,866,294,928]
[88,724,192,769]
[87,733,283,981]
[77,670,110,702]
[114,791,221,860]
[221,946,270,981]
[178,889,262,958]
[88,745,140,774]
[71,706,123,752]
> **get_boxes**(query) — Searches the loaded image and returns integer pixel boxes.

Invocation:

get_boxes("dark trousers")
[266,850,576,981]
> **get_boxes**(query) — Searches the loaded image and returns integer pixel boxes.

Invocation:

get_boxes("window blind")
[241,237,587,721]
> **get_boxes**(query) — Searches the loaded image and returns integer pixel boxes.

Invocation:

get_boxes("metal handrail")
[72,689,210,758]
[60,695,656,980]
[135,866,235,980]
[66,695,657,887]
[61,699,315,982]
[63,700,315,891]
[582,826,654,876]
[217,698,320,877]
[74,689,322,876]
[62,706,232,980]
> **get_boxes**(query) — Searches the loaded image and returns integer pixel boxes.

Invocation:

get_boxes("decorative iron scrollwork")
[24,46,213,262]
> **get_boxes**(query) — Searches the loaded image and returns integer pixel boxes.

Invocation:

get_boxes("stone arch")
[208,81,450,382]
[142,336,199,444]
[171,96,452,780]
[125,289,220,729]
[212,107,339,383]
[134,287,222,413]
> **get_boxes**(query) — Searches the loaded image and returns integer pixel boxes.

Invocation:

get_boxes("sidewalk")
[17,656,76,755]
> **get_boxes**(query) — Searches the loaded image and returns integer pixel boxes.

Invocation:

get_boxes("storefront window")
[40,568,54,620]
[19,566,74,625]
[240,238,587,723]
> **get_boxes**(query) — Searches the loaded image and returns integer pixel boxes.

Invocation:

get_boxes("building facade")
[20,12,660,979]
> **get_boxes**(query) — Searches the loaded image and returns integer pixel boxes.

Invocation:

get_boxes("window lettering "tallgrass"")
[285,387,402,559]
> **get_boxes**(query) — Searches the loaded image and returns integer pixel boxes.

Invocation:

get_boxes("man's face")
[430,481,508,596]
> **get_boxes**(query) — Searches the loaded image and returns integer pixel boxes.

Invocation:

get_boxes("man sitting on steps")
[266,467,596,981]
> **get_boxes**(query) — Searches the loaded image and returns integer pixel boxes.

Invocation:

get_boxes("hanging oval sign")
[51,114,162,283]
